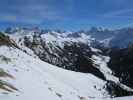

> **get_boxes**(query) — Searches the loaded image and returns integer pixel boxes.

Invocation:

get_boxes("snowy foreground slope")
[0,46,133,100]
[0,46,107,100]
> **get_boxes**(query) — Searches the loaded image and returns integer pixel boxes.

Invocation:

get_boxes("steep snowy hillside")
[1,28,133,99]
[7,28,99,72]
[0,32,109,99]
[0,45,111,100]
[1,39,133,100]
[4,28,133,97]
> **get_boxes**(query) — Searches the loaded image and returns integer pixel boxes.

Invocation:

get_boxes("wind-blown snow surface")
[0,46,110,100]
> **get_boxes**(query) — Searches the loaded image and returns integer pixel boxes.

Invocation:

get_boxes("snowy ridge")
[5,27,133,48]
[7,28,94,48]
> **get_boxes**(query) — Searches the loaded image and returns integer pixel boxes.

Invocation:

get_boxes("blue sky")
[0,0,133,31]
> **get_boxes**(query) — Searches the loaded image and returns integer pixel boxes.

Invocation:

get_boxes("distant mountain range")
[5,27,133,48]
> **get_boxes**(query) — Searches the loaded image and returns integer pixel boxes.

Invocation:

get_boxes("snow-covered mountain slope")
[1,27,133,99]
[4,28,133,97]
[91,55,133,93]
[7,28,99,72]
[1,43,133,100]
[0,46,110,100]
